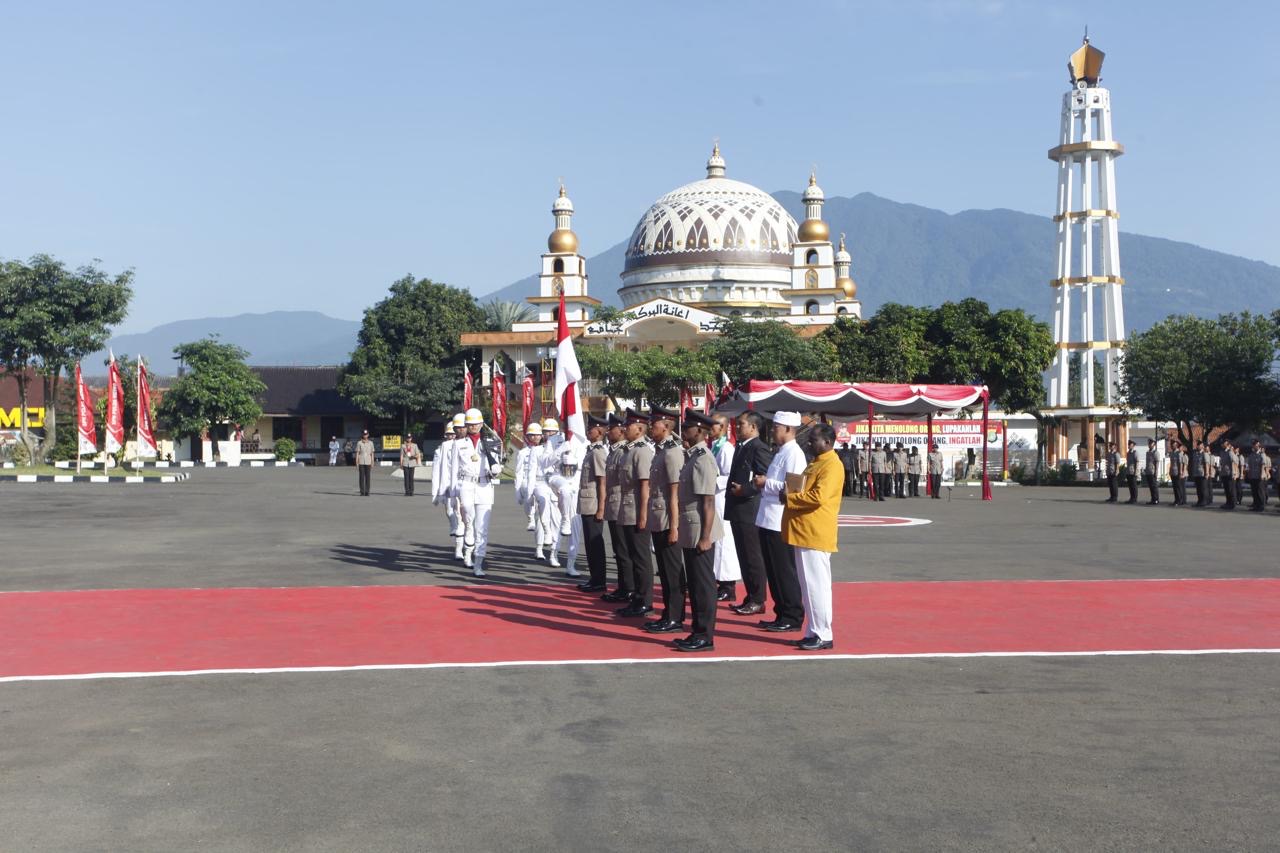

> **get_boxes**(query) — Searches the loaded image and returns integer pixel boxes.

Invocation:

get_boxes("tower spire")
[547,181,578,253]
[705,140,726,179]
[797,169,829,242]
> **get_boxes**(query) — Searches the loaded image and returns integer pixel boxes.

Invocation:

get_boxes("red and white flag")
[104,351,125,453]
[703,383,715,415]
[136,358,158,458]
[75,363,97,455]
[491,365,507,440]
[554,292,585,441]
[462,362,473,410]
[679,386,694,424]
[520,374,535,431]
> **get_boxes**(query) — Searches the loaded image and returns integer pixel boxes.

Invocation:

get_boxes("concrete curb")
[50,460,298,469]
[0,473,192,484]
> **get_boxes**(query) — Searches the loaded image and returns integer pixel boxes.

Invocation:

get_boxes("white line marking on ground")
[4,648,1278,684]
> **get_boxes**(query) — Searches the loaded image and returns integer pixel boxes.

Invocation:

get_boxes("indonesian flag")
[104,351,125,453]
[462,362,473,410]
[554,292,585,441]
[75,363,97,455]
[717,370,735,405]
[492,366,507,441]
[703,383,715,415]
[521,374,535,430]
[136,358,158,458]
[679,386,694,425]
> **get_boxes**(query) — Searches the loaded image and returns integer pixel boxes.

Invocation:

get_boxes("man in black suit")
[725,410,774,616]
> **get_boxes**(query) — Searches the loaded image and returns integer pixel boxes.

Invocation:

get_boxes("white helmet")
[464,407,484,426]
[525,422,543,436]
[451,413,465,428]
[542,417,560,432]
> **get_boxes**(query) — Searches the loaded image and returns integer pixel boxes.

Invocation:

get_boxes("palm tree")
[482,300,536,331]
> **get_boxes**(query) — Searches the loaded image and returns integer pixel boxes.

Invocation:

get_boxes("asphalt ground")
[2,468,1278,851]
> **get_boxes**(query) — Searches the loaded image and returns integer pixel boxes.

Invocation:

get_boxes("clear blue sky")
[2,0,1276,334]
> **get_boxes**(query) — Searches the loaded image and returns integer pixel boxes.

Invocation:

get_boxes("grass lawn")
[2,464,181,479]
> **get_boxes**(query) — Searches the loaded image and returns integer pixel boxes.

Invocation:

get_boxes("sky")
[2,0,1277,334]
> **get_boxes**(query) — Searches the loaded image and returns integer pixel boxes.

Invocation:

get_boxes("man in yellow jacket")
[782,422,842,651]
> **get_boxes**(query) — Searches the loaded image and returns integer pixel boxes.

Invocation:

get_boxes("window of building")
[805,300,820,315]
[806,249,819,265]
[553,258,564,273]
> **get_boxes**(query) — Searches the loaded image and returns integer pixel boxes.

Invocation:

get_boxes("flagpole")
[76,364,82,477]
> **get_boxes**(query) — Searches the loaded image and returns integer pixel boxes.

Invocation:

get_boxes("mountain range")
[97,192,1279,367]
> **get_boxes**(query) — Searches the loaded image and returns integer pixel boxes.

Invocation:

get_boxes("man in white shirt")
[753,411,808,633]
[452,408,504,576]
[710,413,741,602]
[513,422,543,533]
[534,418,564,565]
[328,436,341,467]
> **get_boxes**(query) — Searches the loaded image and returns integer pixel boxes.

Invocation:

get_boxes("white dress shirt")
[754,438,808,531]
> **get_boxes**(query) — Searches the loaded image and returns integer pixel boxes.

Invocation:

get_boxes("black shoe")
[1126,499,1137,504]
[673,636,715,652]
[763,622,802,633]
[796,636,834,651]
[615,604,654,617]
[601,590,631,602]
[578,582,607,592]
[733,601,766,616]
[715,589,731,602]
[642,619,684,634]
[757,619,781,628]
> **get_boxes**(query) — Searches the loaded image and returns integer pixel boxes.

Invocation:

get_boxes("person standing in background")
[1189,439,1206,507]
[399,434,421,497]
[576,415,610,593]
[907,446,921,497]
[710,413,741,603]
[726,411,772,617]
[355,430,375,496]
[1104,442,1120,503]
[893,443,908,498]
[601,414,634,604]
[1143,438,1160,505]
[927,443,944,499]
[328,436,341,467]
[754,411,807,634]
[782,423,843,652]
[1124,440,1139,504]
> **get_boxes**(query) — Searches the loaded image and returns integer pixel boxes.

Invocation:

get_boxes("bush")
[1058,460,1079,482]
[11,441,32,465]
[273,437,296,462]
[1008,461,1027,483]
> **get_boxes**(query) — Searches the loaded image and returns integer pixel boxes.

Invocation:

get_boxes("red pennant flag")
[703,383,715,415]
[462,362,473,410]
[492,367,507,441]
[554,292,584,440]
[136,358,158,458]
[679,386,694,425]
[75,364,97,455]
[521,375,535,430]
[105,352,124,453]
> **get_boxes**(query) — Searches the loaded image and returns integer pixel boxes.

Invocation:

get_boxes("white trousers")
[713,489,741,582]
[459,483,494,559]
[793,546,834,642]
[533,481,561,550]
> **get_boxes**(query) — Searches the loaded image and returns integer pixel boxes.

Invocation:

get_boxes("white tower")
[789,173,859,319]
[514,184,598,330]
[1046,36,1126,410]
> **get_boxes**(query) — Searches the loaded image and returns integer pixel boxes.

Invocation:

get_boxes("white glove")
[490,463,502,477]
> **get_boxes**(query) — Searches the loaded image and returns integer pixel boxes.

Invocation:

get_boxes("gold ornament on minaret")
[797,172,830,243]
[835,233,857,299]
[1068,35,1105,84]
[547,183,579,253]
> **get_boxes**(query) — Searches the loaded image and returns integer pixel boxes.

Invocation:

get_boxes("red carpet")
[3,578,1279,679]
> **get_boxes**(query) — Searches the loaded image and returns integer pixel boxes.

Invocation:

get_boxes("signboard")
[836,419,1004,449]
[0,407,46,429]
[382,435,401,451]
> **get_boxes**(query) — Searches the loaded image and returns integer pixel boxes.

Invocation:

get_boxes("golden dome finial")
[1068,34,1105,85]
[808,171,817,187]
[838,233,847,252]
[558,181,566,198]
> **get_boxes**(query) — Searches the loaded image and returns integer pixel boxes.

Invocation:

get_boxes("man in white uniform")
[451,407,504,577]
[513,421,543,532]
[533,417,563,564]
[754,411,808,632]
[553,427,586,577]
[432,413,466,559]
[709,413,741,601]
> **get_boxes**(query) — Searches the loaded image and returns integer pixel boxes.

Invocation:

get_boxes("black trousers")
[730,516,767,605]
[1172,477,1186,505]
[875,473,889,501]
[1126,473,1138,502]
[1145,473,1159,503]
[358,464,371,495]
[1193,476,1206,506]
[909,473,920,497]
[1236,478,1245,504]
[652,531,686,622]
[1248,478,1265,509]
[929,473,942,498]
[1106,474,1117,500]
[1222,475,1236,509]
[758,528,804,625]
[620,524,654,607]
[1204,476,1214,505]
[607,520,634,594]
[894,473,905,497]
[403,466,415,496]
[684,545,717,639]
[582,514,608,586]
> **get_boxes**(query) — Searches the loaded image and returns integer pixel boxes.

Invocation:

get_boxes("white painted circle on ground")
[837,515,932,527]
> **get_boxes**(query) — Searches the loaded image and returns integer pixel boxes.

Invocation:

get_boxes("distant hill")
[483,191,1280,333]
[89,311,360,370]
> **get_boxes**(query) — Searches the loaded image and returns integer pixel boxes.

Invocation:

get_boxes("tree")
[482,299,535,331]
[576,344,715,409]
[1120,313,1280,447]
[157,339,266,440]
[0,255,133,463]
[701,318,836,384]
[821,305,931,382]
[339,275,485,431]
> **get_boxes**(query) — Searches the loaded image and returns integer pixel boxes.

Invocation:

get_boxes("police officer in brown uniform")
[576,415,610,593]
[673,410,724,653]
[642,407,688,633]
[616,409,655,617]
[1104,441,1120,502]
[601,413,633,602]
[1143,438,1160,505]
[1169,440,1188,506]
[1124,440,1139,504]
[1189,439,1206,507]
[1219,440,1237,511]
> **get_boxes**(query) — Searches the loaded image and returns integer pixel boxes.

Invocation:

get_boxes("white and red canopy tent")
[722,380,994,500]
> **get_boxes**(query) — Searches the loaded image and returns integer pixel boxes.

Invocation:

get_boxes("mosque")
[460,145,863,394]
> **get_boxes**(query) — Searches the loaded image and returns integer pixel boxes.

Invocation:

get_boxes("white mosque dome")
[622,176,798,275]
